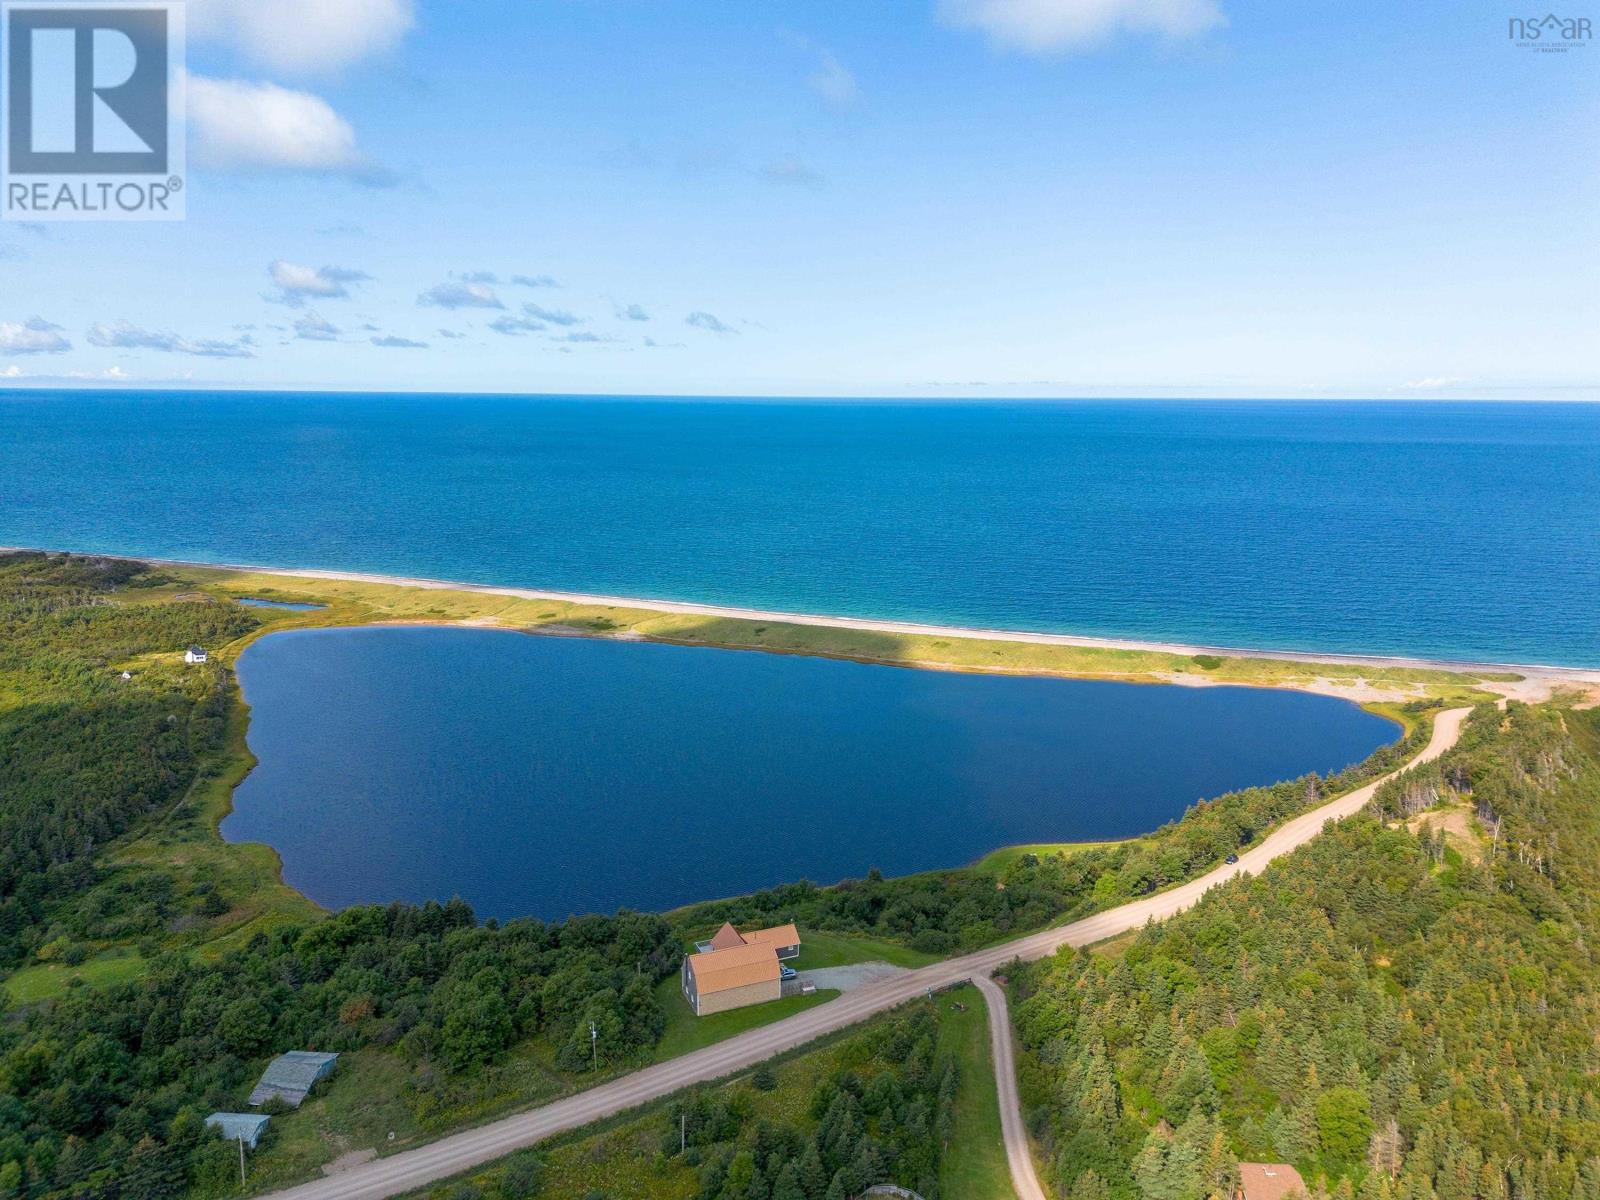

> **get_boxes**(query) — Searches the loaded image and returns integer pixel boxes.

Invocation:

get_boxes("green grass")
[651,975,840,1061]
[937,984,1014,1200]
[788,929,941,970]
[242,1038,576,1189]
[243,1052,424,1192]
[3,949,147,1005]
[101,685,322,968]
[971,838,1130,875]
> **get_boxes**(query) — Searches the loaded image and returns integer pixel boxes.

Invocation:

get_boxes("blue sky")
[1,0,1596,397]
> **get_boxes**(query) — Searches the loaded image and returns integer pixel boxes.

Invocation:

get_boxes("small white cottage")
[184,646,209,664]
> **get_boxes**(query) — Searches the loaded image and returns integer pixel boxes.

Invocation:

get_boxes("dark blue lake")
[222,627,1399,920]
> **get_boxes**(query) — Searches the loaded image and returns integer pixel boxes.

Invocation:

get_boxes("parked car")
[1225,854,1240,864]
[780,965,798,980]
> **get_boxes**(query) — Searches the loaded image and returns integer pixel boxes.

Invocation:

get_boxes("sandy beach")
[9,546,1598,705]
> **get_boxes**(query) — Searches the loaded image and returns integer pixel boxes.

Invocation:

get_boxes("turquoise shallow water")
[222,627,1400,919]
[3,392,1596,664]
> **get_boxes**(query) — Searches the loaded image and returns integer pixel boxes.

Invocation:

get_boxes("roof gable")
[740,923,800,948]
[1238,1162,1307,1200]
[687,942,780,992]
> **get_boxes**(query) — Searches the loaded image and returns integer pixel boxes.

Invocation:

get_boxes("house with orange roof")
[1236,1163,1308,1200]
[681,922,803,1016]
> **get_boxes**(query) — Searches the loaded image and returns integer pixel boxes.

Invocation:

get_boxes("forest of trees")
[0,898,682,1200]
[1011,702,1600,1200]
[671,1004,959,1200]
[0,553,260,968]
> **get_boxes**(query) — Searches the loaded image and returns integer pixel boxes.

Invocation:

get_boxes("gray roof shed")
[206,1113,271,1149]
[248,1051,339,1107]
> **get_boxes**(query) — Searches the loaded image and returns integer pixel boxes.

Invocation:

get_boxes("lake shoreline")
[222,622,1405,920]
[8,545,1599,704]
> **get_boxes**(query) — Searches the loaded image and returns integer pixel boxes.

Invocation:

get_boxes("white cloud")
[616,304,650,322]
[87,321,255,358]
[686,311,737,335]
[487,314,545,337]
[189,0,414,74]
[939,0,1225,53]
[522,303,582,327]
[511,274,560,289]
[371,334,428,349]
[784,33,858,108]
[270,260,370,305]
[808,47,858,106]
[419,281,505,310]
[189,76,393,184]
[0,365,128,381]
[1402,377,1465,391]
[0,317,70,355]
[294,312,341,341]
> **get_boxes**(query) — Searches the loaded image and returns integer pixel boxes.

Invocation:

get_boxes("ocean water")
[2,391,1596,665]
[222,627,1399,919]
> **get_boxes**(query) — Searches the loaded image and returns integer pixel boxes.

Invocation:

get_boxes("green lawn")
[4,949,147,1006]
[938,984,1014,1200]
[652,975,840,1061]
[788,929,940,970]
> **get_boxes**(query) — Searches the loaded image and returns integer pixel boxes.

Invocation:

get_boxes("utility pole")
[590,1020,598,1073]
[238,1136,246,1188]
[680,1112,686,1154]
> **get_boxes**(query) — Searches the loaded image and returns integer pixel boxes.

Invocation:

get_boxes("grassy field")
[938,985,1014,1200]
[652,975,840,1061]
[970,838,1130,875]
[3,948,148,1005]
[787,929,941,970]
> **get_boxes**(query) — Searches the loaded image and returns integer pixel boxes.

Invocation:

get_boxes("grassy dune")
[161,564,1508,705]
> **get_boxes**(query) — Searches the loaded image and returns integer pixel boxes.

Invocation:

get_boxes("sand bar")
[9,545,1599,702]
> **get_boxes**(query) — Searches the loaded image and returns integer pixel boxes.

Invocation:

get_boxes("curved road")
[259,708,1470,1200]
[974,975,1047,1200]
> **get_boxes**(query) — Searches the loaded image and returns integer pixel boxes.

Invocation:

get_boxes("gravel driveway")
[797,962,908,992]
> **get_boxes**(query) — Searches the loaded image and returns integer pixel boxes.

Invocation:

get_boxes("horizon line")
[3,383,1600,404]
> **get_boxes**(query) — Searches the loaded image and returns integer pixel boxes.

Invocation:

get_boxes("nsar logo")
[1508,12,1593,50]
[2,1,185,221]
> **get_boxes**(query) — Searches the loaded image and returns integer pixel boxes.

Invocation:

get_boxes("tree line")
[1010,703,1600,1200]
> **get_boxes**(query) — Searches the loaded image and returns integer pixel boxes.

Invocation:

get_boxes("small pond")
[236,597,327,611]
